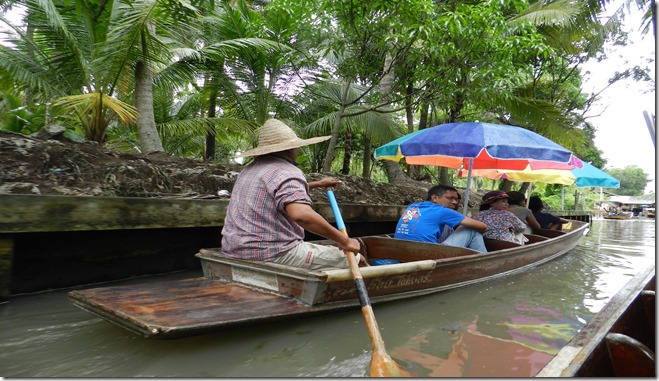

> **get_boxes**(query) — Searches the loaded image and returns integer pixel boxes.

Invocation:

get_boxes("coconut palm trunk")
[322,82,350,172]
[135,25,164,154]
[378,53,415,185]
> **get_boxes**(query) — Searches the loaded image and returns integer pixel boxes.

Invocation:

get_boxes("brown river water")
[0,218,654,377]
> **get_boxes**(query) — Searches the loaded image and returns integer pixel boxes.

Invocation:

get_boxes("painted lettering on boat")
[368,273,433,290]
[326,273,434,299]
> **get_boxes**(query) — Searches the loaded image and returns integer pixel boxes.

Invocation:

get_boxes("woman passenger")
[528,195,569,230]
[476,191,527,245]
[506,191,541,234]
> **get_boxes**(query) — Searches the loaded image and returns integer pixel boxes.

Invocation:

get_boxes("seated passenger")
[394,185,487,252]
[506,191,541,234]
[528,195,569,230]
[476,191,527,245]
[438,188,461,242]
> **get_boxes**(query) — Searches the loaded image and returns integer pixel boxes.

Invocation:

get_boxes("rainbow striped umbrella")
[375,122,582,213]
[457,161,619,188]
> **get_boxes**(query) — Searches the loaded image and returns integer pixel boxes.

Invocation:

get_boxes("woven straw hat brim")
[238,135,331,158]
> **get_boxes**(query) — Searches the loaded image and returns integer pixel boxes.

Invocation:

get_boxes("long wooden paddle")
[327,190,410,377]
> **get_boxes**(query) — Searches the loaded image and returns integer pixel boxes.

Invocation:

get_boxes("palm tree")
[300,79,401,174]
[0,0,177,152]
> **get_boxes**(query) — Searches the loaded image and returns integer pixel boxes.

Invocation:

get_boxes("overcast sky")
[580,4,656,194]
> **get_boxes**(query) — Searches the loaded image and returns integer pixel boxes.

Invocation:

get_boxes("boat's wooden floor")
[69,277,353,339]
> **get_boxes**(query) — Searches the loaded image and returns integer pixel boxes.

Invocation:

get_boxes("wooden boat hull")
[198,223,589,306]
[603,213,633,220]
[537,264,655,377]
[68,221,589,339]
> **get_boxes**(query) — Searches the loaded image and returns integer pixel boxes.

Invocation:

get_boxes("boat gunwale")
[536,264,656,377]
[198,220,590,285]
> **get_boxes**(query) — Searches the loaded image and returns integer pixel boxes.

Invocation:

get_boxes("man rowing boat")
[221,119,368,270]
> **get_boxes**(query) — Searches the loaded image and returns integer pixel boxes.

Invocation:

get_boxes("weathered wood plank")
[0,194,229,232]
[0,194,408,233]
[68,277,347,338]
[0,236,13,302]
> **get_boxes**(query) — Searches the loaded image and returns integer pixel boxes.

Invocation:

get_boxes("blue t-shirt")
[394,201,465,243]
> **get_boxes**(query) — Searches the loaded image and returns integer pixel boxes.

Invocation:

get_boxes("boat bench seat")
[525,234,550,244]
[535,228,567,238]
[483,238,521,252]
[483,234,550,251]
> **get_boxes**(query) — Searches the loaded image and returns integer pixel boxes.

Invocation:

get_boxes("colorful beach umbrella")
[458,166,577,185]
[375,122,582,171]
[374,122,582,214]
[457,160,620,188]
[571,161,620,188]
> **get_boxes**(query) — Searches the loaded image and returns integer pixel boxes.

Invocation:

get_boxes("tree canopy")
[607,165,653,196]
[1,0,654,197]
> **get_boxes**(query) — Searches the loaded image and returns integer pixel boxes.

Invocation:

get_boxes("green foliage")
[0,90,44,134]
[1,0,645,182]
[607,165,652,196]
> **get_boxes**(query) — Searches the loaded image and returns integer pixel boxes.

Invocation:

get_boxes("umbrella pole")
[462,159,474,215]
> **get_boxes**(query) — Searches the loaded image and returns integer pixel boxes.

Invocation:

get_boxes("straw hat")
[481,190,509,206]
[238,119,331,158]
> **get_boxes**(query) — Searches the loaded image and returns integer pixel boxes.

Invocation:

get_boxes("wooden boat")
[68,220,589,339]
[603,212,633,220]
[537,264,655,377]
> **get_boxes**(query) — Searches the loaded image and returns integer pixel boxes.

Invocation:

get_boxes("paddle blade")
[371,352,412,377]
[361,304,412,377]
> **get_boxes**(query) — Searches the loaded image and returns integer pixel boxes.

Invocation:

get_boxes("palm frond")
[53,93,138,124]
[157,117,257,157]
[509,0,583,28]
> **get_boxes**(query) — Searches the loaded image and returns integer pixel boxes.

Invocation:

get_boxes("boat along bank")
[0,194,592,302]
[69,221,590,339]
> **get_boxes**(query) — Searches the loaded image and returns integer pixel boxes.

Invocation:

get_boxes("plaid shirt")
[221,155,311,261]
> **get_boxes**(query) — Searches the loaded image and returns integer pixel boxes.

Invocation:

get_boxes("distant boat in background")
[603,211,633,220]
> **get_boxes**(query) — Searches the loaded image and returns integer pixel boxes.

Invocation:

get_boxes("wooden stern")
[68,277,357,339]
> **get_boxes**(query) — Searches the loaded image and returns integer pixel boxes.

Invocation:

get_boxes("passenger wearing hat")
[394,184,488,252]
[476,190,527,244]
[221,119,367,270]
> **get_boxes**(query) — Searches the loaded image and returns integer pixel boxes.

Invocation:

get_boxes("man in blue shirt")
[394,185,487,252]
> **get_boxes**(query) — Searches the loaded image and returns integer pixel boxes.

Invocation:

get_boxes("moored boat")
[68,220,589,339]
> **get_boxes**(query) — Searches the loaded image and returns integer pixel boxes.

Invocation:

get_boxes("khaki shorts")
[273,242,348,270]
